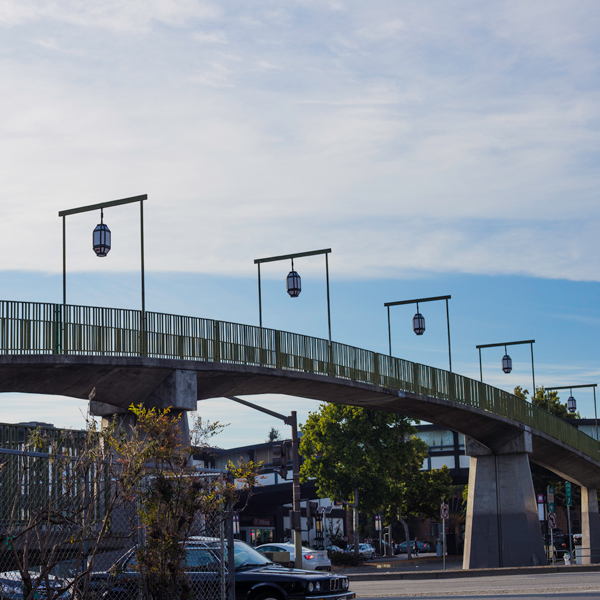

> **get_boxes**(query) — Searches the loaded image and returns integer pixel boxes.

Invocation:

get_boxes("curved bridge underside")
[2,354,600,489]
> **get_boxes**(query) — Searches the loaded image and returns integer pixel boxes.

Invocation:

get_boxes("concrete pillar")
[580,486,600,564]
[90,369,197,443]
[463,432,545,569]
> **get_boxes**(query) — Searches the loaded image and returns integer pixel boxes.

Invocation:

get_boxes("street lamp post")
[58,194,147,354]
[225,396,303,569]
[546,384,598,441]
[254,249,332,345]
[476,339,536,395]
[384,295,452,372]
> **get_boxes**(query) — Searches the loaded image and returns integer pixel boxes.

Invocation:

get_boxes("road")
[351,570,600,598]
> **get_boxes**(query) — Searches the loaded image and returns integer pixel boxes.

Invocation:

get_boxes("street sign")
[441,503,449,520]
[375,515,382,531]
[548,502,555,513]
[547,486,554,504]
[537,493,544,504]
[566,481,572,506]
[548,512,557,529]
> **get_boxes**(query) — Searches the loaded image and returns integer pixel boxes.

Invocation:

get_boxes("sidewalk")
[334,553,600,581]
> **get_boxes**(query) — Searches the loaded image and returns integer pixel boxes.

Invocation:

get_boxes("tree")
[0,413,147,600]
[120,405,259,600]
[514,386,580,420]
[299,404,450,558]
[266,427,282,443]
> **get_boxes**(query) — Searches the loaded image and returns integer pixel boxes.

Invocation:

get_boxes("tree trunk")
[398,508,411,560]
[353,486,360,557]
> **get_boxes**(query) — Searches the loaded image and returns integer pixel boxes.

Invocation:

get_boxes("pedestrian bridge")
[0,299,599,569]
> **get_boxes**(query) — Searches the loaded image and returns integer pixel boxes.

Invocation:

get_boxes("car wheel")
[370,553,375,560]
[253,590,284,600]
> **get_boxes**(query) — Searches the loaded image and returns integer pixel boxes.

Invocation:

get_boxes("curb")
[348,563,600,581]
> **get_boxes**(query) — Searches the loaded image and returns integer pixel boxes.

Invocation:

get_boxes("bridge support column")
[90,369,197,443]
[580,486,600,564]
[463,432,545,569]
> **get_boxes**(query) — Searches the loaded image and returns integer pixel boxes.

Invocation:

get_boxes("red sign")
[548,513,557,529]
[253,518,272,527]
[537,494,544,504]
[441,503,449,520]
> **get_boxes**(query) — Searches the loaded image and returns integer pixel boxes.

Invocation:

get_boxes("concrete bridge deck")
[0,299,599,569]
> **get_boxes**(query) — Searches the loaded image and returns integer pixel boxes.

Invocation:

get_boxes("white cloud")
[0,1,598,281]
[0,0,220,32]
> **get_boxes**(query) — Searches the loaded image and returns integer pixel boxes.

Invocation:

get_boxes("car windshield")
[202,540,274,570]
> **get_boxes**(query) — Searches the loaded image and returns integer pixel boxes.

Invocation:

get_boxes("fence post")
[227,472,236,600]
[53,304,62,354]
[214,321,221,363]
[275,330,282,370]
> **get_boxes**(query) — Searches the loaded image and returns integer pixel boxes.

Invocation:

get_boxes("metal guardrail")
[0,300,598,461]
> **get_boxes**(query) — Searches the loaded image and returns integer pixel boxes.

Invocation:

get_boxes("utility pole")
[225,397,303,568]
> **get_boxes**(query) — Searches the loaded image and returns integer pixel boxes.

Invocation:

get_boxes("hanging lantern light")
[502,346,512,373]
[93,209,111,257]
[413,303,425,335]
[286,259,301,297]
[568,390,577,414]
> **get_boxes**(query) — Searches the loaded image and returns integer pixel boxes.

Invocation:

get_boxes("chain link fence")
[0,447,230,600]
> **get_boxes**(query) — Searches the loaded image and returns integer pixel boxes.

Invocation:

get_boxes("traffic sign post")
[547,485,555,564]
[548,512,556,565]
[441,503,449,571]
[566,482,573,561]
[537,493,545,521]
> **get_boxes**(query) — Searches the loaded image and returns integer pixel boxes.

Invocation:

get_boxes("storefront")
[242,518,275,546]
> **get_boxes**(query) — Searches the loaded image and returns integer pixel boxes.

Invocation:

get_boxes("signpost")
[566,481,573,562]
[317,506,333,550]
[375,515,382,556]
[547,486,555,564]
[441,502,449,570]
[537,493,545,521]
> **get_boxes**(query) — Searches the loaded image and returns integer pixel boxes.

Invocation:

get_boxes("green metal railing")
[0,300,598,461]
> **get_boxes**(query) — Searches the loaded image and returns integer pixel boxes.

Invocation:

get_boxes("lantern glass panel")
[413,312,425,335]
[93,223,111,257]
[287,270,301,297]
[568,396,576,413]
[502,354,512,374]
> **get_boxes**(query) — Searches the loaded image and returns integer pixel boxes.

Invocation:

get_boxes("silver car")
[346,543,376,560]
[256,542,332,571]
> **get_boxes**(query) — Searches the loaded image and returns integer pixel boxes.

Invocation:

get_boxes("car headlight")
[342,578,349,589]
[315,582,321,591]
[307,582,314,592]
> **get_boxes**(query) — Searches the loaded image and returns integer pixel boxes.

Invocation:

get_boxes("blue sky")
[1,1,599,446]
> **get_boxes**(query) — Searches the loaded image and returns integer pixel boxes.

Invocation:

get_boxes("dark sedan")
[395,540,432,554]
[85,539,355,600]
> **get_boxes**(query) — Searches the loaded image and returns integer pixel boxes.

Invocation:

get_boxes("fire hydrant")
[564,552,571,565]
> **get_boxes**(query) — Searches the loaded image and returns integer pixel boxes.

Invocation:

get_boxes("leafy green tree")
[514,386,580,419]
[121,405,259,600]
[299,404,450,558]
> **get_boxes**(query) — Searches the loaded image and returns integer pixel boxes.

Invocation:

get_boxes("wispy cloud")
[0,1,598,281]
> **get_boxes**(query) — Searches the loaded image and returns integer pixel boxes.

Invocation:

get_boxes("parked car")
[0,574,69,599]
[85,539,352,600]
[395,540,432,554]
[326,545,345,554]
[573,533,582,546]
[256,542,331,571]
[345,543,375,560]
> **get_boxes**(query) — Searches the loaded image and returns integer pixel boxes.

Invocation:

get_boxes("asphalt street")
[351,571,600,599]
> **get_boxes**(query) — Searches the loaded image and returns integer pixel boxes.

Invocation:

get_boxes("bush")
[328,551,364,567]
